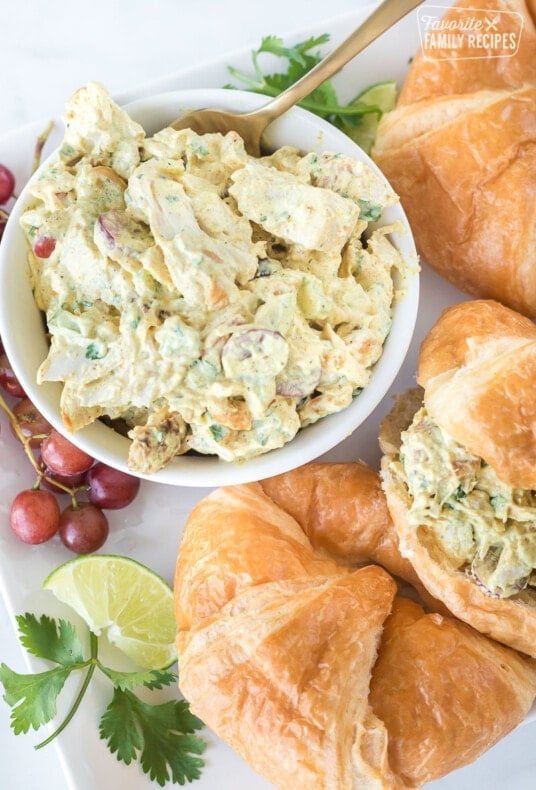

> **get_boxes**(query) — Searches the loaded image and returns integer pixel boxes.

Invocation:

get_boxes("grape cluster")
[0,340,141,553]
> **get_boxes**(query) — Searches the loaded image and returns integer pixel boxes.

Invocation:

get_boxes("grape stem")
[0,392,80,498]
[35,631,98,750]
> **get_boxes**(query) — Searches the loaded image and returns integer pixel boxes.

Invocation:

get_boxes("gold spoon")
[169,0,424,156]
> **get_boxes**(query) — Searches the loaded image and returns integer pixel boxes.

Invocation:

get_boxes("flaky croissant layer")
[372,0,536,317]
[380,299,536,659]
[174,470,536,789]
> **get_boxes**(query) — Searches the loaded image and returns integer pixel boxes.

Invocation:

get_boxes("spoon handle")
[258,0,424,124]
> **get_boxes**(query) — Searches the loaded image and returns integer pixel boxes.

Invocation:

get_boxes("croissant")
[174,466,536,789]
[380,299,536,656]
[372,0,536,317]
[259,461,420,584]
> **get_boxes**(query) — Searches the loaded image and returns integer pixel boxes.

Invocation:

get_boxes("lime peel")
[345,80,398,154]
[43,554,177,670]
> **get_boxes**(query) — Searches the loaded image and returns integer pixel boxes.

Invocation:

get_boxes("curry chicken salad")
[21,82,411,474]
[394,407,536,600]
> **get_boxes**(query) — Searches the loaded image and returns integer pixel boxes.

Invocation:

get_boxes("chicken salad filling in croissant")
[395,406,536,599]
[379,300,536,658]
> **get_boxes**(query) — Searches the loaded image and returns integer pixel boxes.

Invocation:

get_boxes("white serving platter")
[0,4,534,789]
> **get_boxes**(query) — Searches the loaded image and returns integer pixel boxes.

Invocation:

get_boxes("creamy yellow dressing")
[395,407,536,597]
[22,82,409,473]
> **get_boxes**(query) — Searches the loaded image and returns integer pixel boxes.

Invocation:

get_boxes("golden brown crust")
[174,477,536,788]
[260,462,420,587]
[380,302,536,652]
[174,482,343,632]
[372,0,536,316]
[369,596,536,786]
[179,567,402,790]
[417,300,536,489]
[398,0,536,104]
[417,300,536,386]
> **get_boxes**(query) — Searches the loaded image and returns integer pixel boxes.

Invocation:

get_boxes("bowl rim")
[0,86,419,487]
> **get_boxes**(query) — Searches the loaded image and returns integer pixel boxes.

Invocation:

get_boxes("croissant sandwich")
[372,0,536,317]
[174,461,536,789]
[380,299,536,657]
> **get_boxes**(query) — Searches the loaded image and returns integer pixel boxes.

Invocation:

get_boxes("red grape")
[58,502,109,554]
[0,351,25,398]
[41,429,94,476]
[39,460,87,494]
[10,489,60,544]
[11,397,52,447]
[86,462,140,509]
[33,235,56,258]
[0,164,15,204]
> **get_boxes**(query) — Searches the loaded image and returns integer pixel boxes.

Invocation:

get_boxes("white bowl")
[0,88,419,487]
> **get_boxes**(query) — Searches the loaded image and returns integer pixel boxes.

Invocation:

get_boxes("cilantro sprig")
[0,613,206,786]
[226,34,385,132]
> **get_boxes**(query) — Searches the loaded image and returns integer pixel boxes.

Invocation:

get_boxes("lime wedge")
[345,80,397,154]
[43,554,177,670]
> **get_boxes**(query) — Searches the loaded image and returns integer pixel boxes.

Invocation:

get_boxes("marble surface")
[1,1,535,789]
[2,0,372,136]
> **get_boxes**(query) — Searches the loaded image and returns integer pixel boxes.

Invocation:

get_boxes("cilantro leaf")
[357,200,382,222]
[257,33,329,68]
[85,342,102,360]
[1,610,207,784]
[16,614,85,666]
[100,666,177,692]
[306,81,339,119]
[226,33,394,148]
[247,34,327,95]
[100,688,206,786]
[261,64,304,94]
[0,663,70,734]
[256,34,285,56]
